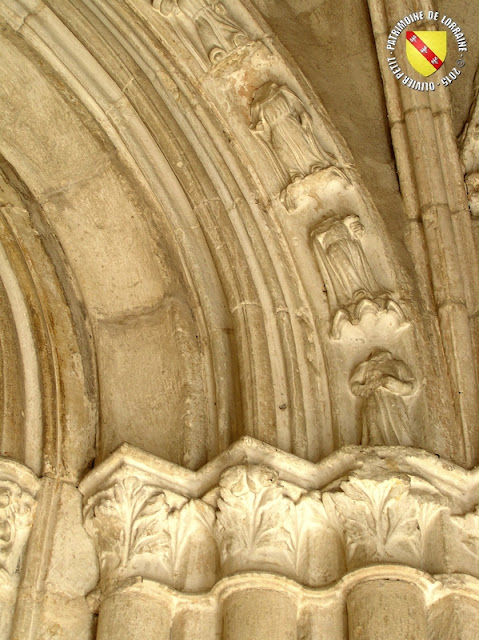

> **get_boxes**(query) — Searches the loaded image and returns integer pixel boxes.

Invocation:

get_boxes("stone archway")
[1,0,479,638]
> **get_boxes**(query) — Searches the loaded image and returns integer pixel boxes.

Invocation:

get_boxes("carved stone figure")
[312,214,405,337]
[350,350,416,447]
[153,0,250,64]
[250,81,335,185]
[314,214,381,306]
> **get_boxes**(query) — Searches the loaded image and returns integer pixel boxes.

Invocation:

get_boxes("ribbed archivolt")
[0,0,478,638]
[0,0,458,470]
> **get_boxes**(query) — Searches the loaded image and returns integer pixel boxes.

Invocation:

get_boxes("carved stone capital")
[323,472,448,571]
[80,439,479,594]
[0,457,39,640]
[0,458,38,580]
[215,464,297,575]
[83,475,216,592]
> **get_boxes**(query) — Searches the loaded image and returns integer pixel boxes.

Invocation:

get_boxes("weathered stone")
[0,0,479,637]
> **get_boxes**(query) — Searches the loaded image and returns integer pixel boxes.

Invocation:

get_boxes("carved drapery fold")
[350,349,416,446]
[311,216,406,338]
[1,0,456,474]
[250,81,337,192]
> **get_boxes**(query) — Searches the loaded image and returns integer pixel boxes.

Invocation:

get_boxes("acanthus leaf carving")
[294,490,345,584]
[325,474,445,569]
[81,446,479,592]
[413,493,448,564]
[84,477,170,573]
[165,498,216,590]
[215,465,297,575]
[449,506,479,569]
[294,491,331,550]
[214,465,343,581]
[84,476,215,589]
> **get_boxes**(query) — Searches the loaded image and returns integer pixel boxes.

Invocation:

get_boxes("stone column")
[428,593,479,639]
[367,0,479,466]
[346,578,426,640]
[222,587,298,640]
[171,604,217,640]
[80,455,218,639]
[96,581,173,640]
[12,479,98,640]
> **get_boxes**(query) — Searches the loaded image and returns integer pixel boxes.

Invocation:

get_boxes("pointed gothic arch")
[1,1,479,639]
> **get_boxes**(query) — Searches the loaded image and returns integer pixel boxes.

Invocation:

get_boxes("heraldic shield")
[406,31,447,77]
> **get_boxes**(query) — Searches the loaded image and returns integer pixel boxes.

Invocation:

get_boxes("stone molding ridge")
[93,566,479,607]
[80,439,479,593]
